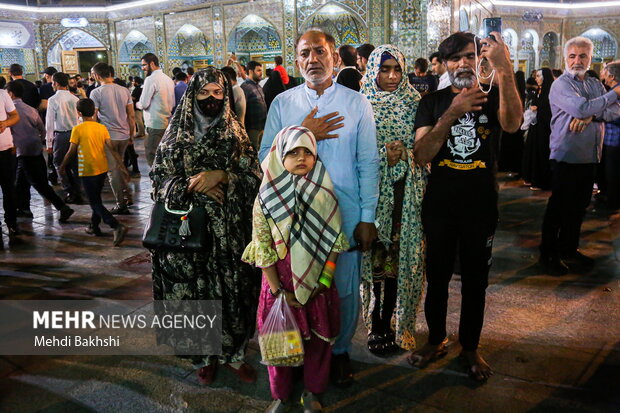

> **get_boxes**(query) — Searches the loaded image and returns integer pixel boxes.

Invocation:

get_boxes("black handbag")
[142,180,209,252]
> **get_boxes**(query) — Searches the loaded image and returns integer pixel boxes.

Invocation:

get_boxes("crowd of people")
[0,27,619,413]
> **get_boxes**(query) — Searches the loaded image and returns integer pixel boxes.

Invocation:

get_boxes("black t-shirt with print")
[408,73,438,95]
[415,86,501,200]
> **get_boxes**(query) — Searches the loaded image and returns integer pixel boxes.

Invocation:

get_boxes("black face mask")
[196,96,224,118]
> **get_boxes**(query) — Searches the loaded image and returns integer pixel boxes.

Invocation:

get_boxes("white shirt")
[45,89,79,149]
[437,71,451,90]
[138,69,175,130]
[232,84,246,125]
[0,90,16,151]
[259,78,268,88]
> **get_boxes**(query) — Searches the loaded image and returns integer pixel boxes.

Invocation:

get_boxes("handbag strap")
[163,176,193,215]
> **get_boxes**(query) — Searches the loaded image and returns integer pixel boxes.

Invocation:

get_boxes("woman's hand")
[187,170,228,194]
[392,140,408,161]
[205,183,225,204]
[386,142,402,166]
[283,290,303,308]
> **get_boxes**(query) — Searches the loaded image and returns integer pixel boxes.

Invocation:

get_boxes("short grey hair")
[564,36,594,57]
[606,61,620,81]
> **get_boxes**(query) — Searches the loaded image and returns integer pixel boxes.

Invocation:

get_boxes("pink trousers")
[267,334,332,400]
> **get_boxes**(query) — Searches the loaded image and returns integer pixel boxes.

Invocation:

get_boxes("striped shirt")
[604,117,620,147]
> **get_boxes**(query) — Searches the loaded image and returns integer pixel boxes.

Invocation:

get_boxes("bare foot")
[407,339,448,368]
[461,350,493,381]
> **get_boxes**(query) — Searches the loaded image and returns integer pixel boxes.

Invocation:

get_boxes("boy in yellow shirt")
[60,98,128,246]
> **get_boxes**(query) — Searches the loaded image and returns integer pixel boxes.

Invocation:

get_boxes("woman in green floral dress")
[360,45,426,353]
[149,67,261,384]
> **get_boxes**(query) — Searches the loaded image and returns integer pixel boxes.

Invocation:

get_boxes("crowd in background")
[0,28,619,413]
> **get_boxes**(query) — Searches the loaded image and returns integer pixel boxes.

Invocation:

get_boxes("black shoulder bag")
[143,178,209,252]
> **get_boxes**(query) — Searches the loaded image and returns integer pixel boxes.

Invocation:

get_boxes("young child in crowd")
[60,98,127,246]
[242,126,349,413]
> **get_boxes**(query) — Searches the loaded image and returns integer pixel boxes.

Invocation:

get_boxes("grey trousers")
[105,139,131,207]
[135,109,145,137]
[145,127,166,167]
[52,131,79,198]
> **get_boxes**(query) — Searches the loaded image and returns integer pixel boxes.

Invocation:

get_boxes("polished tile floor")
[0,142,618,413]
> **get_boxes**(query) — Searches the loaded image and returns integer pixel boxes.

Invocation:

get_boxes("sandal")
[407,338,449,368]
[300,391,323,413]
[265,399,291,413]
[197,362,217,385]
[367,333,386,355]
[380,332,400,355]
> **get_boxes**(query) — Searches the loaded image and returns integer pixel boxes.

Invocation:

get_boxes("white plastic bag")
[520,108,538,131]
[258,293,304,367]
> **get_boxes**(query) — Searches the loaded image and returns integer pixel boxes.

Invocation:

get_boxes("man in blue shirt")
[601,62,620,210]
[262,29,379,391]
[172,71,188,115]
[541,37,620,275]
[6,81,73,223]
[241,61,267,150]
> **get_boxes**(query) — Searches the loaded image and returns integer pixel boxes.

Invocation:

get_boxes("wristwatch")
[269,287,282,297]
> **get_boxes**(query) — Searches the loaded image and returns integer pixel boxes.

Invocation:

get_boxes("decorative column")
[369,0,390,46]
[108,21,118,70]
[390,0,425,63]
[34,23,46,73]
[212,6,225,67]
[282,0,297,75]
[426,0,451,57]
[154,14,167,71]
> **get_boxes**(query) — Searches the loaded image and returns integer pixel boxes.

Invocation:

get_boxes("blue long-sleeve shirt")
[11,98,45,157]
[261,82,380,296]
[549,72,620,163]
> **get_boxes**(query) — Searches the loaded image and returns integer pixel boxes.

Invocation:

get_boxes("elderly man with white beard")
[410,32,522,381]
[539,37,620,275]
[261,29,379,391]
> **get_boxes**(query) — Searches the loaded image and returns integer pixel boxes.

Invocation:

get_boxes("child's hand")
[283,290,303,308]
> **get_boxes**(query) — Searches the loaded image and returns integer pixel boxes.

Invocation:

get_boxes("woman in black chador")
[522,67,554,190]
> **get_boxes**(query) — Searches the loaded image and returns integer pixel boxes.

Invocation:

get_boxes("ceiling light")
[0,0,169,14]
[492,0,620,9]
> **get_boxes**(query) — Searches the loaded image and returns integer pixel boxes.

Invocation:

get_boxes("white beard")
[565,62,588,77]
[449,68,476,89]
[300,66,332,86]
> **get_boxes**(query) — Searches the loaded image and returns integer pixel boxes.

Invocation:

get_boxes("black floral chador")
[149,67,261,366]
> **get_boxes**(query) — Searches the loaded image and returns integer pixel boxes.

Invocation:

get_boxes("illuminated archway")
[581,28,617,62]
[301,4,367,47]
[169,24,212,67]
[46,29,104,68]
[228,14,282,64]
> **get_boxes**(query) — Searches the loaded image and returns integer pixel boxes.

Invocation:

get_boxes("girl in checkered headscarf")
[242,125,349,411]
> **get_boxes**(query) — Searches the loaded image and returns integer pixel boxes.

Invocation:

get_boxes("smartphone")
[482,17,502,40]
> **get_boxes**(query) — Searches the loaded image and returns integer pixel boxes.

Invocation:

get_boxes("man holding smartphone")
[409,31,521,381]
